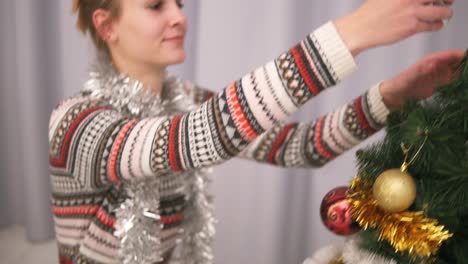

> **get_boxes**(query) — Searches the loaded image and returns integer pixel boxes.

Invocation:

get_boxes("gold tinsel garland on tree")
[347,176,453,258]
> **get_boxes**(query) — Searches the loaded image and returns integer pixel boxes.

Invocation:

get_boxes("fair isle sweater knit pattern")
[49,22,389,263]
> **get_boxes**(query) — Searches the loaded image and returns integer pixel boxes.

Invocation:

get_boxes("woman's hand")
[379,50,465,110]
[335,0,454,56]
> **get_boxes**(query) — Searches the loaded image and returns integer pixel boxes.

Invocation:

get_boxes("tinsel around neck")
[81,55,193,117]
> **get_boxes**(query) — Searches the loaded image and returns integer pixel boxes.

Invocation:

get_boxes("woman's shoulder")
[51,91,106,116]
[53,92,93,109]
[48,92,113,137]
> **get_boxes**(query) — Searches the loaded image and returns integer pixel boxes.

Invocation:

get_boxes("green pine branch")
[355,50,468,264]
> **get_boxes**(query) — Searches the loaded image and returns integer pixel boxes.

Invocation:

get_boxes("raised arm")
[239,49,466,168]
[49,22,357,188]
[50,0,456,187]
[238,83,388,167]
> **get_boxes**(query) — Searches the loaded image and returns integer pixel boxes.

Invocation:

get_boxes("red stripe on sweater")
[50,106,106,167]
[354,97,376,134]
[59,256,73,264]
[53,206,116,228]
[169,115,182,171]
[205,91,214,101]
[95,207,116,228]
[107,119,138,183]
[53,205,100,216]
[267,124,295,163]
[314,117,335,160]
[291,47,320,96]
[161,213,184,225]
[226,83,257,141]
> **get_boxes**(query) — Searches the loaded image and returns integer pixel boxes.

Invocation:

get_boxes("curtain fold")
[1,0,467,262]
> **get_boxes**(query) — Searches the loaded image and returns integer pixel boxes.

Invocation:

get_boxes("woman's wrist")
[379,80,406,111]
[368,82,391,125]
[334,14,371,57]
[312,22,358,81]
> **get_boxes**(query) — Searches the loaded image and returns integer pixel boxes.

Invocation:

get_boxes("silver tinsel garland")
[114,179,164,264]
[175,168,216,264]
[82,61,216,264]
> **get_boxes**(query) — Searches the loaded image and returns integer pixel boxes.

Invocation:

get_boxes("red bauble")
[320,186,360,236]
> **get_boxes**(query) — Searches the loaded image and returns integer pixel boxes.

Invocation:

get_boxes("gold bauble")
[372,169,416,213]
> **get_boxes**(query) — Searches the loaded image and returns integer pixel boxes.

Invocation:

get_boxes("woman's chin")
[165,53,186,66]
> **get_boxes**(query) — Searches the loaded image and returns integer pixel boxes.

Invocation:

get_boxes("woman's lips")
[164,36,185,43]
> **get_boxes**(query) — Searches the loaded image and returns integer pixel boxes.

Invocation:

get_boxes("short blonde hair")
[72,0,121,51]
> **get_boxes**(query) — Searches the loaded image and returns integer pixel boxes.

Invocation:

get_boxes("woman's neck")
[110,54,166,96]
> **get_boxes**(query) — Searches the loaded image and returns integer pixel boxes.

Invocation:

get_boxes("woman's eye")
[177,0,184,8]
[149,2,163,10]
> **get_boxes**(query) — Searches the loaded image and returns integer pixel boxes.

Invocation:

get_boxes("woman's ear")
[93,9,117,43]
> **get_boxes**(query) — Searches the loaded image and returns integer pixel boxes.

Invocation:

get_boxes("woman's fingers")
[441,0,455,5]
[379,49,465,110]
[424,51,465,83]
[427,50,466,66]
[419,0,455,6]
[416,20,444,32]
[334,0,457,56]
[416,5,453,23]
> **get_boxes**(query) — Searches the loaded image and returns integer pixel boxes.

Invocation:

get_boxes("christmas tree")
[348,50,468,264]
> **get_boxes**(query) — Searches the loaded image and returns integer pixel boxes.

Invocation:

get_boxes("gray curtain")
[1,0,467,263]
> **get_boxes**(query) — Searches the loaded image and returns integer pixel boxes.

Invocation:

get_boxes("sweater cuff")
[311,21,357,82]
[367,82,390,125]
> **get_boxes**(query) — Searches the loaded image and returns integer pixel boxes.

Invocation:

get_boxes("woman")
[49,0,463,263]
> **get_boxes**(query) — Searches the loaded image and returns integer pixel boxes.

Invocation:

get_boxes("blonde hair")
[72,0,121,51]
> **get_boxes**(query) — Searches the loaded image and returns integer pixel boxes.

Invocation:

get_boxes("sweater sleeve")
[49,22,357,187]
[237,83,390,167]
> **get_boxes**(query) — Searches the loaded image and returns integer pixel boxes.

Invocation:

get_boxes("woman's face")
[109,0,187,69]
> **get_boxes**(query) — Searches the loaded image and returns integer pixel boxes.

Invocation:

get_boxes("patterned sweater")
[49,22,389,263]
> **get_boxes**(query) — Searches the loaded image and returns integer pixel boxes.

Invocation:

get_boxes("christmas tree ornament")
[372,169,416,213]
[348,176,453,257]
[320,186,361,236]
[372,141,425,213]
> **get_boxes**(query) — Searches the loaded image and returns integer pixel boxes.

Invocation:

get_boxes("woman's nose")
[169,4,187,27]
